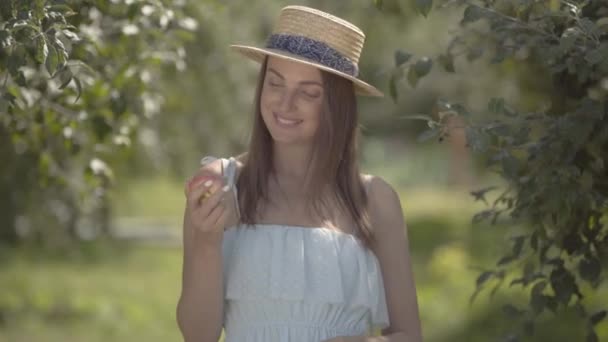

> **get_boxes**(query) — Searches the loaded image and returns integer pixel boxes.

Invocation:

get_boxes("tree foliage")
[0,0,196,245]
[384,0,608,340]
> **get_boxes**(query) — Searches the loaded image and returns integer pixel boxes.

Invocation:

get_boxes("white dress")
[201,156,390,342]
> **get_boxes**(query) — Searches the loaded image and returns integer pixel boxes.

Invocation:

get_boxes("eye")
[268,80,282,87]
[301,90,320,99]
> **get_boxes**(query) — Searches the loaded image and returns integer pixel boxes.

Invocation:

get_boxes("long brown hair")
[236,56,376,250]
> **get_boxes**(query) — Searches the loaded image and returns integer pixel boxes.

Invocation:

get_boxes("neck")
[272,142,313,182]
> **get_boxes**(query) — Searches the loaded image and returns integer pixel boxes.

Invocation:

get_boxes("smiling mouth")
[273,112,302,126]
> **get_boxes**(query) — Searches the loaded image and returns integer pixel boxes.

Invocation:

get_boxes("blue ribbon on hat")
[265,33,359,77]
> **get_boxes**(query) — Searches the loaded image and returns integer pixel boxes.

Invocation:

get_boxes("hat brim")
[230,44,384,97]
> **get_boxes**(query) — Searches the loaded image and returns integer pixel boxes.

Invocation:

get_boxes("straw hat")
[230,5,383,97]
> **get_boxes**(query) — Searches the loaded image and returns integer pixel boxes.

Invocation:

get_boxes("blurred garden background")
[1,0,607,341]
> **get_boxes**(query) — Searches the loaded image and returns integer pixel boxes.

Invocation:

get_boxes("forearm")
[177,245,224,342]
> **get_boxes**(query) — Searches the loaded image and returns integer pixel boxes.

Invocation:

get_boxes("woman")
[177,5,422,342]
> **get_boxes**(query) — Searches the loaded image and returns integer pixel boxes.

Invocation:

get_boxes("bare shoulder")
[361,173,404,236]
[361,173,401,208]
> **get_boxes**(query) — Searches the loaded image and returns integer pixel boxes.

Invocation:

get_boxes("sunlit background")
[1,0,607,341]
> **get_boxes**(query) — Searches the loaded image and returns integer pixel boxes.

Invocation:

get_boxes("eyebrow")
[268,68,323,87]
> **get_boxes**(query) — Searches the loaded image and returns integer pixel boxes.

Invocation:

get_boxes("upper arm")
[367,176,423,340]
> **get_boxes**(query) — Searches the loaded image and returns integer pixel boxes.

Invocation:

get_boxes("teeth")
[276,115,301,125]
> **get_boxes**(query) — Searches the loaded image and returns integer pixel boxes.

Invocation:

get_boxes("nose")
[278,89,296,112]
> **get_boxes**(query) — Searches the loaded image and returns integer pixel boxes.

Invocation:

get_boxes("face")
[260,56,325,145]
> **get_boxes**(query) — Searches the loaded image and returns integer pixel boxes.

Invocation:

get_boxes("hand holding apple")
[185,173,225,205]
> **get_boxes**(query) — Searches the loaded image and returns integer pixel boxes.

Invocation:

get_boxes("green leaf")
[580,169,593,190]
[35,36,48,64]
[400,114,434,121]
[11,22,39,42]
[467,47,484,61]
[488,98,505,113]
[0,97,8,113]
[579,18,597,36]
[472,209,494,223]
[374,0,383,10]
[587,330,598,342]
[502,304,525,318]
[512,235,525,257]
[502,154,520,179]
[58,48,68,70]
[48,4,77,16]
[476,271,494,287]
[530,281,547,314]
[578,257,600,283]
[510,277,525,287]
[590,310,607,326]
[489,277,505,299]
[522,262,538,284]
[58,67,73,89]
[545,295,558,313]
[414,57,433,78]
[73,76,83,103]
[491,46,508,64]
[415,0,433,17]
[523,320,534,336]
[559,33,578,53]
[8,46,25,76]
[45,42,59,76]
[407,67,419,88]
[0,29,11,48]
[15,70,26,86]
[461,5,483,25]
[586,50,603,65]
[38,150,52,176]
[389,73,398,102]
[437,54,455,72]
[532,280,547,295]
[530,230,539,251]
[550,266,579,304]
[62,29,80,41]
[394,49,412,67]
[465,126,489,152]
[497,255,515,266]
[470,186,498,204]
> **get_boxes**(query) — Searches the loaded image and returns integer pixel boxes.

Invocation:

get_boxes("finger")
[187,178,223,208]
[187,173,223,195]
[187,182,210,209]
[197,202,226,232]
[213,202,231,228]
[195,184,230,219]
[187,176,218,199]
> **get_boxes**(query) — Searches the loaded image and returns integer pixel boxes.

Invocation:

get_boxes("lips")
[273,112,302,127]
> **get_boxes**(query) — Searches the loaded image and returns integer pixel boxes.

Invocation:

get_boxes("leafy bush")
[0,0,196,245]
[382,0,608,340]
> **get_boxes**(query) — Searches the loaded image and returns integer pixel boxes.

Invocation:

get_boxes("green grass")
[110,174,187,226]
[0,241,183,342]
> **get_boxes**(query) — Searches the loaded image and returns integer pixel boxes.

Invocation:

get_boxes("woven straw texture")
[230,5,383,97]
[273,6,365,65]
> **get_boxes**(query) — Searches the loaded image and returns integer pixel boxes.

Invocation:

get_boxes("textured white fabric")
[200,156,390,341]
[221,224,390,341]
